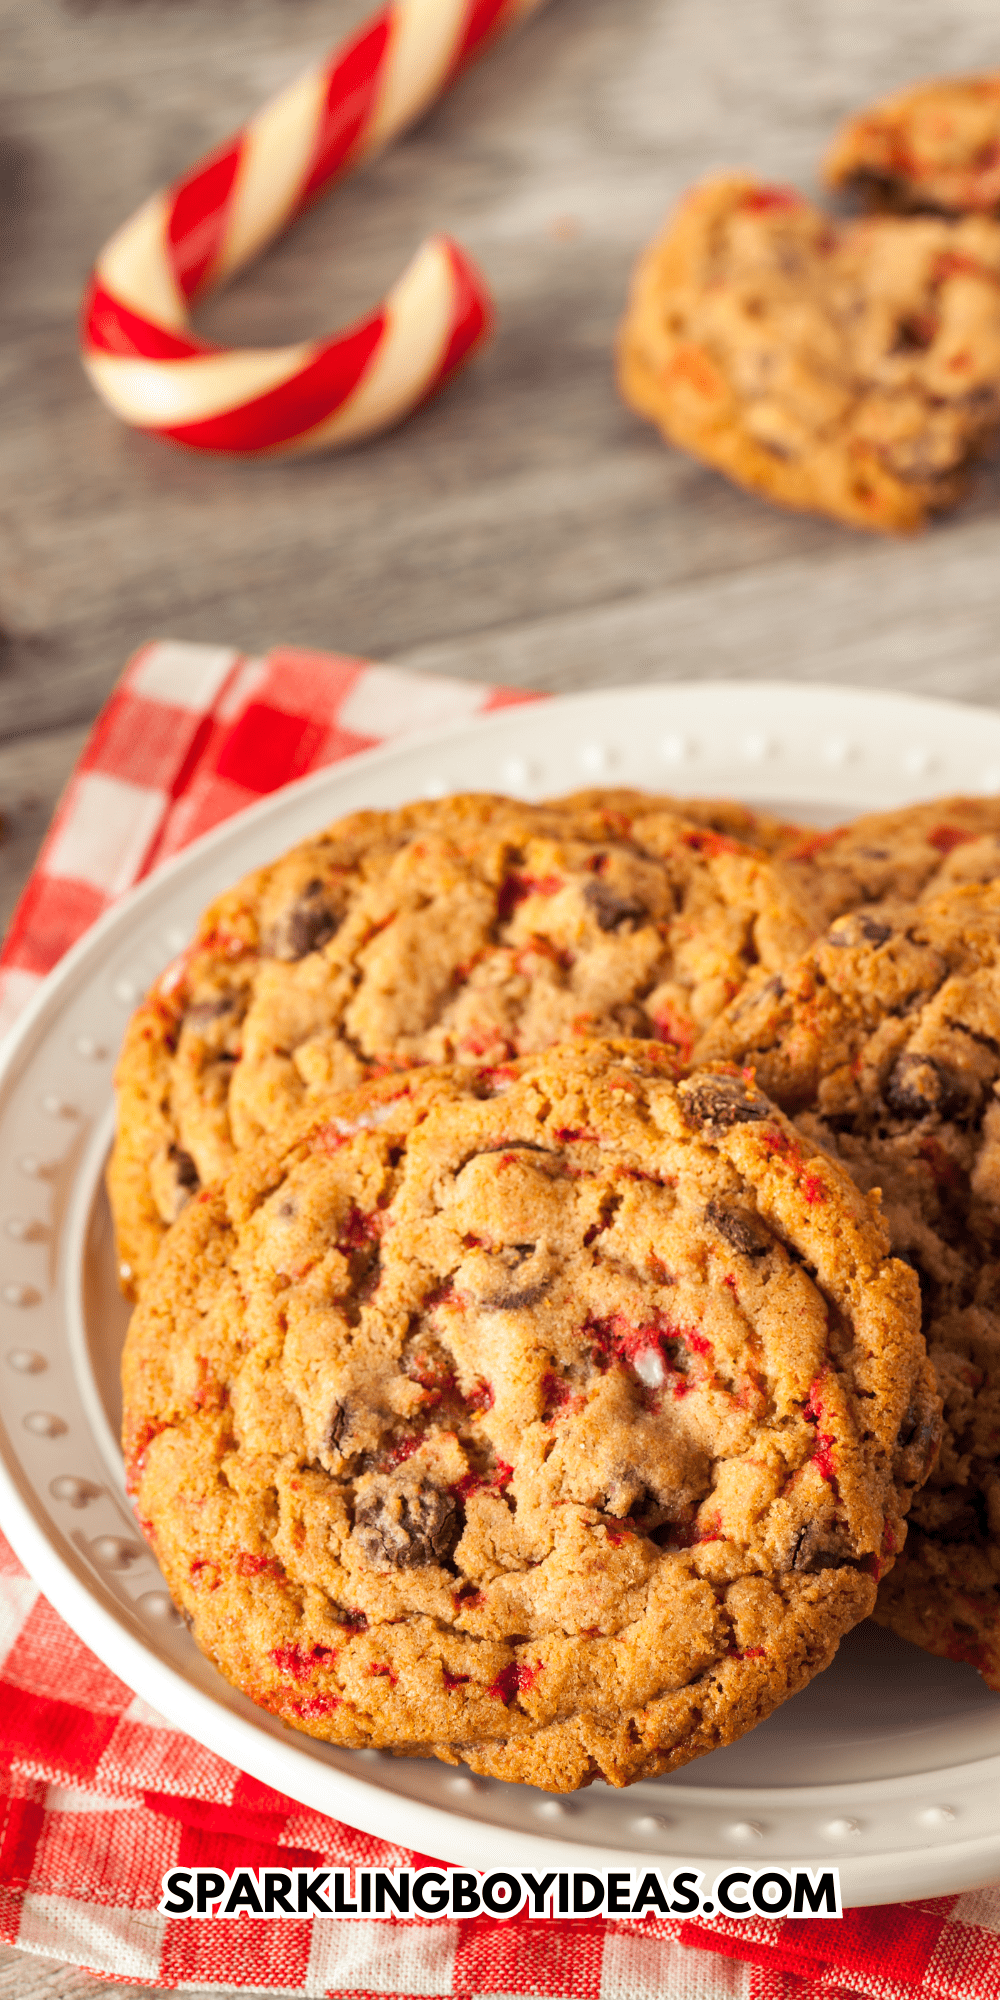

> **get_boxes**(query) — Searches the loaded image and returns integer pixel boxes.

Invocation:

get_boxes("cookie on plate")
[695,874,1000,1114]
[696,880,1000,1686]
[826,73,1000,218]
[617,173,1000,532]
[108,791,821,1297]
[122,1040,932,1791]
[774,797,1000,930]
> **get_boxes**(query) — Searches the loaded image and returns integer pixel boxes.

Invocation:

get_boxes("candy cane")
[81,0,546,456]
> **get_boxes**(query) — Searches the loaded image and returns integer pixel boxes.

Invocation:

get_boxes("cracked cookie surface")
[108,791,820,1297]
[122,1040,930,1791]
[697,880,1000,1685]
[773,797,1000,930]
[617,173,1000,533]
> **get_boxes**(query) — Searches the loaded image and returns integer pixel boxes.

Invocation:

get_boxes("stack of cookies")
[117,783,1000,1794]
[701,803,1000,1690]
[618,73,1000,533]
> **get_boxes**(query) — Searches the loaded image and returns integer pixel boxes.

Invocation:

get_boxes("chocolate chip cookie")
[122,1040,931,1791]
[826,73,1000,218]
[617,173,1000,532]
[696,880,1000,1686]
[108,792,820,1297]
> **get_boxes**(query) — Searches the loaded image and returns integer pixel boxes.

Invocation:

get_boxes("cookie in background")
[617,173,1000,533]
[826,72,1000,217]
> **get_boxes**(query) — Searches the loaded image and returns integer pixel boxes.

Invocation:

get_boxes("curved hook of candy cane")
[80,0,548,457]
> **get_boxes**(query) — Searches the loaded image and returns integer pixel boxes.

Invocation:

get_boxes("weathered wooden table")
[3,0,1000,1987]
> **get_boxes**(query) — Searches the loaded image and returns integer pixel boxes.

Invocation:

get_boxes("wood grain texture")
[2,2,1000,1980]
[0,725,88,934]
[5,3,1000,755]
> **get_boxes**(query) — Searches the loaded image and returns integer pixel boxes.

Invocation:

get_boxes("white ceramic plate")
[4,680,1000,1910]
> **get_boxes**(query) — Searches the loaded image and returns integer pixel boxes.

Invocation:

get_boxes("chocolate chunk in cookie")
[680,1071,771,1137]
[583,881,650,931]
[354,1478,460,1571]
[704,1198,772,1257]
[265,878,344,961]
[828,914,894,949]
[884,1052,969,1122]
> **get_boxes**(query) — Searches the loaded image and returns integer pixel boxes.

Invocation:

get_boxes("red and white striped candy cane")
[81,0,546,456]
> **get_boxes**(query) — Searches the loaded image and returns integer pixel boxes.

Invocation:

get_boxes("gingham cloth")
[0,640,997,1997]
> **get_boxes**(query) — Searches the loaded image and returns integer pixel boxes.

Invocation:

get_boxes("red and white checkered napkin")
[0,640,996,1997]
[0,640,532,1037]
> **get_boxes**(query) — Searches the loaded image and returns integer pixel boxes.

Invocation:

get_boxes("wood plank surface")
[2,0,1000,1987]
[4,3,1000,785]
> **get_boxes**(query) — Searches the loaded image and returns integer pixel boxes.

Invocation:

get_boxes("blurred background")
[3,0,1000,933]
